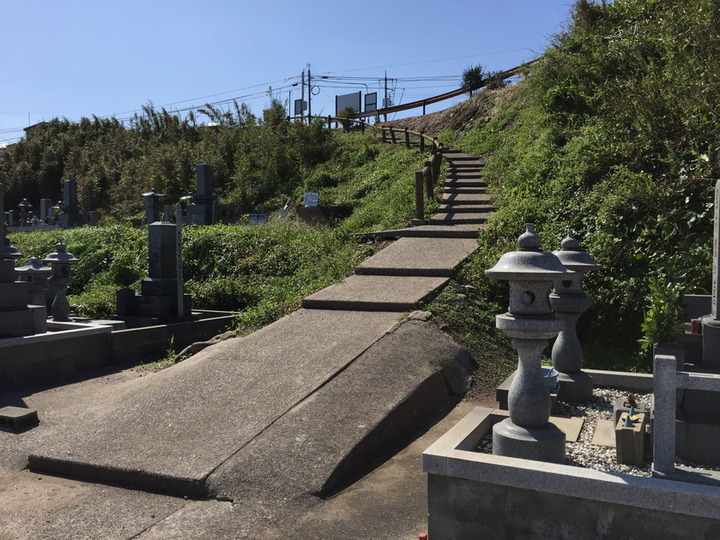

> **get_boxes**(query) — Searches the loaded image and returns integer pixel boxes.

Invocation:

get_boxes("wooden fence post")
[420,132,425,152]
[404,128,410,148]
[415,171,424,221]
[424,162,433,198]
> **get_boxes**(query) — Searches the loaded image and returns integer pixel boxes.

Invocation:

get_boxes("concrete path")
[2,147,494,538]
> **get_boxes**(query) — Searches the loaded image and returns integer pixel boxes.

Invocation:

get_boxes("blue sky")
[1,0,574,145]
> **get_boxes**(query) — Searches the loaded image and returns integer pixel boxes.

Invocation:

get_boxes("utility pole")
[307,63,312,123]
[384,71,389,122]
[301,69,305,123]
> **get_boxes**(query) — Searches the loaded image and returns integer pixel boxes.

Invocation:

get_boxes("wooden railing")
[286,115,368,131]
[376,126,443,221]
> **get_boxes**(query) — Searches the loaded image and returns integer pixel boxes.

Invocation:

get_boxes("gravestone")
[0,184,46,337]
[59,179,84,228]
[40,198,53,223]
[184,164,219,225]
[701,179,720,366]
[117,220,191,325]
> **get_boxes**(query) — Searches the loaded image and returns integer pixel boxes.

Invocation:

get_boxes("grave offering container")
[550,232,599,402]
[485,223,568,463]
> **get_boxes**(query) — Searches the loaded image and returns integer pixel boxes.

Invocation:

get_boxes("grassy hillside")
[8,133,429,332]
[437,0,720,370]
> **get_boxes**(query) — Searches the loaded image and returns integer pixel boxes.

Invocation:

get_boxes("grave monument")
[59,179,85,228]
[184,164,219,225]
[0,184,47,337]
[117,217,191,326]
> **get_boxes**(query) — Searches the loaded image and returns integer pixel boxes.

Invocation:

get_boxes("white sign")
[303,193,319,207]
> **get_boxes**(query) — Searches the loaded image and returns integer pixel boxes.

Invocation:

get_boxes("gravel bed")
[476,388,654,476]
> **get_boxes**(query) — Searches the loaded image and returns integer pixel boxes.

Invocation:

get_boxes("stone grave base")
[424,403,720,539]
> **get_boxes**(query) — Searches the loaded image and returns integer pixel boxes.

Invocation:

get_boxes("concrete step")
[302,274,449,311]
[428,212,492,225]
[444,179,487,188]
[440,192,493,205]
[354,237,479,277]
[448,161,484,168]
[436,204,495,214]
[442,186,488,195]
[368,225,483,239]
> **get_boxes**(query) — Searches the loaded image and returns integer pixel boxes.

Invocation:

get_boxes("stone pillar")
[702,180,720,365]
[193,164,218,225]
[550,233,600,402]
[40,198,53,222]
[142,189,166,226]
[486,224,568,464]
[59,180,84,228]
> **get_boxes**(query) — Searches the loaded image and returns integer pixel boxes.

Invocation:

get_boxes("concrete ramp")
[28,309,402,497]
[28,311,473,501]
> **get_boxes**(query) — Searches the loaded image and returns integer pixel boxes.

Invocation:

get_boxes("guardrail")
[286,115,368,131]
[376,126,443,221]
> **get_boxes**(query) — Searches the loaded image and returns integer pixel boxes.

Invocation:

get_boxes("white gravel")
[477,388,654,476]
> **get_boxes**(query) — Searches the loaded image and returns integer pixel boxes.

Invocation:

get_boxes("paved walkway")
[0,149,495,538]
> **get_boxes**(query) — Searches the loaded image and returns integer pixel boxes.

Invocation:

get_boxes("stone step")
[302,274,449,311]
[428,212,492,225]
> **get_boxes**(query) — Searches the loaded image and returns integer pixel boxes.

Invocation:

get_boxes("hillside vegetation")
[436,0,720,370]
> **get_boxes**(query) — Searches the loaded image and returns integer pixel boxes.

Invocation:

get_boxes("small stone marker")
[615,411,646,466]
[0,406,39,432]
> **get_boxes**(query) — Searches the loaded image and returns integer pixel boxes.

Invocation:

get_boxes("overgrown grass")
[448,0,720,372]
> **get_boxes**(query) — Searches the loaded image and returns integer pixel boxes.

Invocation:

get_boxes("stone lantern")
[17,198,33,226]
[550,232,600,402]
[16,257,52,308]
[3,237,23,261]
[485,223,568,463]
[43,242,78,321]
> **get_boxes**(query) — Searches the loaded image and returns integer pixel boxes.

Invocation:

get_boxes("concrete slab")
[355,237,478,277]
[550,415,584,443]
[592,419,617,447]
[206,319,474,500]
[302,274,449,311]
[28,309,402,497]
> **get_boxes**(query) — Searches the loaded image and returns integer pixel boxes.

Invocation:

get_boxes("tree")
[462,65,484,96]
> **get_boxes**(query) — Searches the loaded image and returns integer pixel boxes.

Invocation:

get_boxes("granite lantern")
[550,232,600,402]
[485,223,568,463]
[16,257,52,308]
[43,242,78,321]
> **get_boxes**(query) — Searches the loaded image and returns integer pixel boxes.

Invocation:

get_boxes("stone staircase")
[301,147,494,312]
